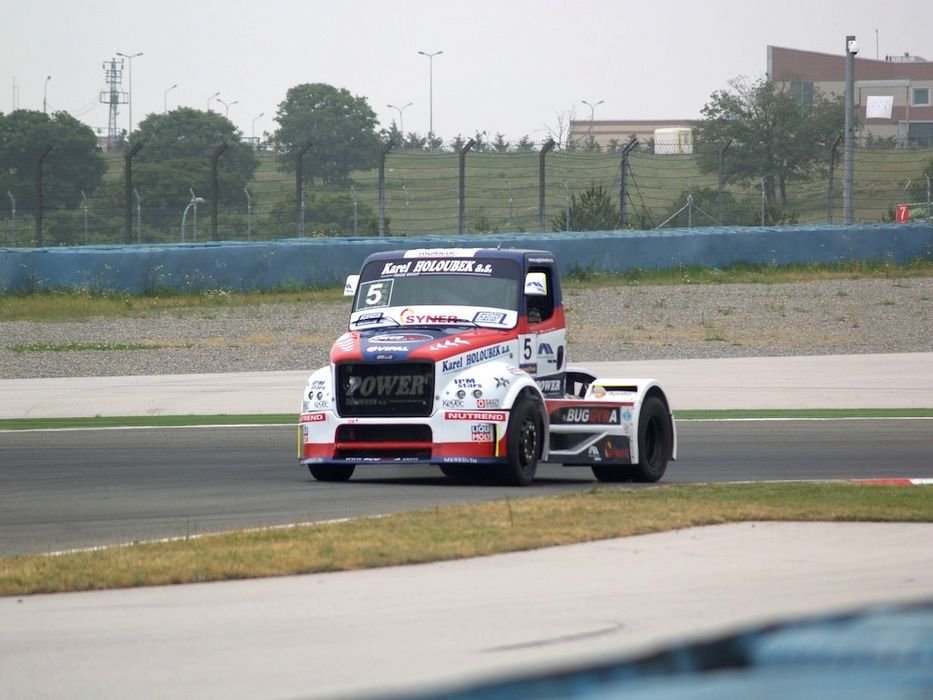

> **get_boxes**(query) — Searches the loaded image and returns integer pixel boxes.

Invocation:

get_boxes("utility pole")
[100,58,127,149]
[843,35,858,225]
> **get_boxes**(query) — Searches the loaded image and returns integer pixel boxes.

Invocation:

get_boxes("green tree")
[271,83,381,184]
[695,77,845,206]
[129,108,258,235]
[552,184,619,231]
[0,109,106,211]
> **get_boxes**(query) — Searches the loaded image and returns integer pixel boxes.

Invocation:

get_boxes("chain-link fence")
[2,141,932,247]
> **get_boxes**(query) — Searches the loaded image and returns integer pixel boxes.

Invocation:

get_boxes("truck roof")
[362,248,555,265]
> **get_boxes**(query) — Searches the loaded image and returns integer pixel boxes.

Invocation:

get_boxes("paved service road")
[1,419,931,556]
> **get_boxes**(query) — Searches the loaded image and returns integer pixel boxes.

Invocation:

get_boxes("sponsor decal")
[537,342,555,356]
[495,376,510,388]
[527,256,555,264]
[345,374,429,398]
[373,354,395,361]
[603,440,631,461]
[370,333,433,343]
[454,377,479,387]
[404,248,480,259]
[519,362,538,373]
[588,445,602,462]
[365,345,410,352]
[537,378,563,394]
[300,412,327,423]
[441,456,480,463]
[400,308,460,325]
[442,356,464,373]
[442,399,465,408]
[476,398,501,409]
[310,380,326,390]
[354,312,385,326]
[380,261,412,276]
[335,333,355,351]
[312,401,331,409]
[473,311,507,325]
[442,343,511,372]
[622,410,633,422]
[445,411,507,422]
[555,407,620,424]
[429,337,470,351]
[471,424,494,442]
[411,259,480,274]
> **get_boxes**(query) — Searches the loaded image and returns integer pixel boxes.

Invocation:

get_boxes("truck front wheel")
[500,397,543,486]
[308,464,355,482]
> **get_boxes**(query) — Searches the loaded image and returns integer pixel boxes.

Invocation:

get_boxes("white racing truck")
[299,247,676,485]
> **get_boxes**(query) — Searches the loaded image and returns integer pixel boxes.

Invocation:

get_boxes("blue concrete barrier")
[0,223,930,293]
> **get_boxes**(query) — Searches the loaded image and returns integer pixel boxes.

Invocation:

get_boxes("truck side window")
[526,266,554,324]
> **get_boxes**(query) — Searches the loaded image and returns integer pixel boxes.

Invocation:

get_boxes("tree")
[552,184,619,231]
[0,109,106,212]
[129,108,258,233]
[695,77,845,206]
[271,83,382,184]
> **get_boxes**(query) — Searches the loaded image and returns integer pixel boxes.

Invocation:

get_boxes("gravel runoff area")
[1,277,931,379]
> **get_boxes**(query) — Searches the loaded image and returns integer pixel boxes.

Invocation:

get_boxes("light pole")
[581,99,604,123]
[387,102,413,137]
[42,75,51,113]
[251,112,264,147]
[207,91,220,112]
[164,83,177,113]
[116,51,143,134]
[217,97,238,118]
[843,35,858,225]
[417,50,443,143]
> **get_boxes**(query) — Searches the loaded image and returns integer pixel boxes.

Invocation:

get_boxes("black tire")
[591,395,672,483]
[439,464,471,480]
[632,395,672,482]
[308,464,355,482]
[499,396,543,486]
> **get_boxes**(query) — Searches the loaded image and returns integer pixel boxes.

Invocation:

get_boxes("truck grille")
[336,362,434,417]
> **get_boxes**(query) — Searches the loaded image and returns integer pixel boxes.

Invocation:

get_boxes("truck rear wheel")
[592,395,672,483]
[308,464,355,482]
[499,397,543,486]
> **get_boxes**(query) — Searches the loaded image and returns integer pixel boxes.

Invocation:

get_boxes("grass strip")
[2,482,930,597]
[1,409,931,431]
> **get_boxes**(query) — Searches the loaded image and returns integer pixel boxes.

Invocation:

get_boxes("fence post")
[458,138,476,235]
[36,145,52,247]
[718,139,732,225]
[827,135,842,224]
[124,142,142,244]
[538,139,556,232]
[211,141,228,241]
[619,136,638,229]
[378,142,393,237]
[295,142,312,237]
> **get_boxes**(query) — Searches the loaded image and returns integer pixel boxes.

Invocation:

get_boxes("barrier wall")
[1,224,931,293]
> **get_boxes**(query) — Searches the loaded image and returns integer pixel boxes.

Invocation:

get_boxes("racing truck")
[299,247,676,486]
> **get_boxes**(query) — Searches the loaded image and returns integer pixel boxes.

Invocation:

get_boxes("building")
[567,43,933,151]
[768,44,933,146]
[566,119,697,151]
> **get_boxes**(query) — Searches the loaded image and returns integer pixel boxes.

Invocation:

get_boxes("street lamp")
[251,112,264,146]
[843,35,858,225]
[387,102,413,137]
[207,91,220,112]
[43,75,51,113]
[116,51,143,134]
[417,50,443,142]
[163,83,177,113]
[217,97,238,118]
[581,99,604,123]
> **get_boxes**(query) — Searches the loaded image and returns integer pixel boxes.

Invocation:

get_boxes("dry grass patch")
[2,483,930,597]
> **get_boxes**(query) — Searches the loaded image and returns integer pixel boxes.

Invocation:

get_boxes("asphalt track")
[1,419,932,557]
[1,354,932,698]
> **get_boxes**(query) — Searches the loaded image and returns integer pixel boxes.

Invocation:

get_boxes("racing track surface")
[1,418,931,556]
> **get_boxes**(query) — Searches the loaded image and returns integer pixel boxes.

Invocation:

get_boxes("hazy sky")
[3,0,932,144]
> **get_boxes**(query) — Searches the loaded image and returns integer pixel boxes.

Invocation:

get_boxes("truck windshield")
[353,257,520,313]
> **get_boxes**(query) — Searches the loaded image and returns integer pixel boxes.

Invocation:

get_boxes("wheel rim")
[518,417,538,469]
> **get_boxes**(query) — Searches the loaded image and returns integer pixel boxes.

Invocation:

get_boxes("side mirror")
[344,274,359,297]
[524,272,547,296]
